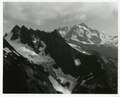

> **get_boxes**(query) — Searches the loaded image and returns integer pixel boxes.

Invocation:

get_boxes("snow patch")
[71,35,79,42]
[48,75,71,94]
[4,32,55,65]
[68,43,90,55]
[20,46,37,56]
[68,43,77,48]
[74,59,81,66]
[52,67,77,92]
[4,47,11,53]
[59,31,67,37]
[79,40,94,45]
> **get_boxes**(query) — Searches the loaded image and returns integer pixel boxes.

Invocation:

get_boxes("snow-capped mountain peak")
[58,23,118,47]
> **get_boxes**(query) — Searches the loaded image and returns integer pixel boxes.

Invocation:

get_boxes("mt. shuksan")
[58,23,118,47]
[58,23,118,59]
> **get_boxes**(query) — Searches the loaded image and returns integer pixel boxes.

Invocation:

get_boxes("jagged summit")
[78,22,89,28]
[12,25,20,30]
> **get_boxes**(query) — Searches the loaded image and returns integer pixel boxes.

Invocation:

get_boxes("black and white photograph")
[2,1,119,94]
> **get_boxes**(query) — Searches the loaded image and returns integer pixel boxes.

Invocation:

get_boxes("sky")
[3,2,118,36]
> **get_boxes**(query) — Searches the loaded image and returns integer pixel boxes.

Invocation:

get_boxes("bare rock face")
[3,25,117,94]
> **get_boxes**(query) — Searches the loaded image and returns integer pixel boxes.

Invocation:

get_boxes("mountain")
[58,23,118,47]
[3,25,117,94]
[58,23,118,59]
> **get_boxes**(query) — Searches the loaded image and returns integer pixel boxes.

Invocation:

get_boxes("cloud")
[3,2,118,35]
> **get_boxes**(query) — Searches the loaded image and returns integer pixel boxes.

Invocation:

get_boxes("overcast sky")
[3,2,118,36]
